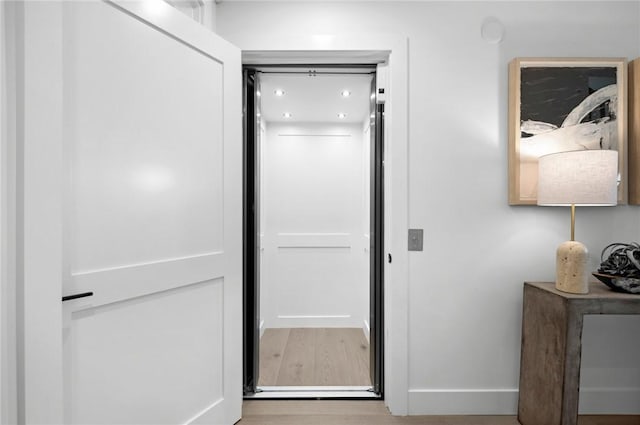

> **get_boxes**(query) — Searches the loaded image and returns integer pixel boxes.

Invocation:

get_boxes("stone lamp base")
[556,240,589,294]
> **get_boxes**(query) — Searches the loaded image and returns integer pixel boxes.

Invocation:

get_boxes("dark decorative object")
[593,242,640,294]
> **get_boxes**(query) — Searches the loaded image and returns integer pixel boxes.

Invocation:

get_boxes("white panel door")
[19,1,242,424]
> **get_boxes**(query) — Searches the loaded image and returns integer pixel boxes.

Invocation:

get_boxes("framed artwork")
[508,57,628,205]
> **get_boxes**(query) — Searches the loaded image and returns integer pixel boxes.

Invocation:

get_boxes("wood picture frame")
[628,58,640,205]
[508,57,628,205]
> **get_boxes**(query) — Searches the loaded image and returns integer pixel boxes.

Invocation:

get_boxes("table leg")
[518,285,583,425]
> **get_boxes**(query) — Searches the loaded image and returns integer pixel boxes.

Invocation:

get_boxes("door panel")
[70,279,224,424]
[68,1,224,273]
[20,1,242,423]
[71,253,226,307]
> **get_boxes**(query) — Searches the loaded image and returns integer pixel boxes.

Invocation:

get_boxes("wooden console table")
[518,281,640,425]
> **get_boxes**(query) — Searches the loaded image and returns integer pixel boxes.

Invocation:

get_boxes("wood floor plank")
[237,414,405,425]
[341,328,371,386]
[258,328,290,386]
[403,417,519,424]
[275,328,317,386]
[577,417,640,425]
[240,401,640,425]
[314,328,352,386]
[238,414,640,425]
[259,328,372,387]
[242,400,390,416]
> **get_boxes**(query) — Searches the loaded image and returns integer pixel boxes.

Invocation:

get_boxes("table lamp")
[537,150,618,294]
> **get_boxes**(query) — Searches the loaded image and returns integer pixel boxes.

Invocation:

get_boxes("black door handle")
[62,292,94,302]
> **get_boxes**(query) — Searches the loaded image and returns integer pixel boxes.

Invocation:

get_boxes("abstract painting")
[508,58,627,205]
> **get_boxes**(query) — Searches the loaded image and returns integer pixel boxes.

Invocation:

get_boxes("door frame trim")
[17,2,65,421]
[0,2,18,423]
[242,68,260,395]
[240,34,409,415]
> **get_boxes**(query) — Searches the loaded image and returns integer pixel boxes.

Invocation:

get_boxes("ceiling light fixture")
[283,112,292,118]
[338,113,347,119]
[274,89,285,96]
[341,90,351,97]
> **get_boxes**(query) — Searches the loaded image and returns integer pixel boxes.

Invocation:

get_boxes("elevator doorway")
[243,65,384,399]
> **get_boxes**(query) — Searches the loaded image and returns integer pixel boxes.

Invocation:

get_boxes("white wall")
[260,122,369,330]
[217,0,640,415]
[0,2,17,423]
[0,3,6,423]
[0,4,5,422]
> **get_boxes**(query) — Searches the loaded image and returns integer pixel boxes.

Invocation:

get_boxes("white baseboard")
[273,315,361,328]
[408,387,640,415]
[579,387,640,414]
[408,389,518,415]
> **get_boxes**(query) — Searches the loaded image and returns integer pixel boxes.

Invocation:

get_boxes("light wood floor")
[239,400,640,425]
[258,328,371,387]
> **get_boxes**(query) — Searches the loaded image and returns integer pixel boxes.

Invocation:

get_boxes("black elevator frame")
[242,65,384,398]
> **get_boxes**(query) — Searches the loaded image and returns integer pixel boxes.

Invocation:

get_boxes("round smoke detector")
[481,17,505,44]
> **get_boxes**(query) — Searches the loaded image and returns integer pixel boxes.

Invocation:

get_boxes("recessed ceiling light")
[338,113,347,119]
[274,89,285,96]
[283,112,292,118]
[341,90,351,97]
